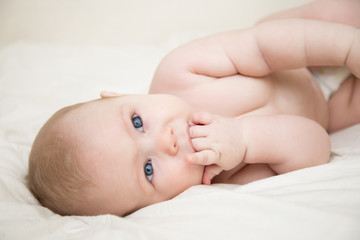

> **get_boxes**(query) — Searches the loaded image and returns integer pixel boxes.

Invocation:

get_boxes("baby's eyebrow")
[119,105,132,137]
[135,160,144,191]
[130,148,150,199]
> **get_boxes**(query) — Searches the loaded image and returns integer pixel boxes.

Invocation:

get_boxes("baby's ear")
[100,91,122,98]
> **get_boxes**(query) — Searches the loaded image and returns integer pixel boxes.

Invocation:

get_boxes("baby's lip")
[186,124,196,152]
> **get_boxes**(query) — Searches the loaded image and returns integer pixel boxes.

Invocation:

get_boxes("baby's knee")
[328,76,360,132]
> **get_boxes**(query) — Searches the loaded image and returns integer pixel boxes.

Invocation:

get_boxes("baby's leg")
[258,0,360,29]
[226,164,276,185]
[328,75,360,133]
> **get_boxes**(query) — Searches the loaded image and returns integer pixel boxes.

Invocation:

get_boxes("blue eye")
[132,115,143,132]
[144,160,153,182]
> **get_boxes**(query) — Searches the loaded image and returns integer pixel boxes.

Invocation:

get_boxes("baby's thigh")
[228,164,276,185]
[328,75,360,132]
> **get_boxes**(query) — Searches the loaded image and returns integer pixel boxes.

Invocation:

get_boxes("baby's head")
[28,94,204,216]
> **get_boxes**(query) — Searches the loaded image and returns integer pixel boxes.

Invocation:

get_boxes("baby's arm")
[234,19,360,78]
[150,19,359,94]
[187,112,331,184]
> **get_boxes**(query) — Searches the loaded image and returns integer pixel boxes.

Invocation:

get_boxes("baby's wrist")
[233,117,249,161]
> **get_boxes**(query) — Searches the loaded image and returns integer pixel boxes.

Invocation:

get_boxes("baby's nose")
[157,126,178,156]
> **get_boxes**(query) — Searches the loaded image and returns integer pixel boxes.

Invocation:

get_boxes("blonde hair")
[27,103,92,215]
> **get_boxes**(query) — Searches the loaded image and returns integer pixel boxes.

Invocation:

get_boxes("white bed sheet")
[0,42,360,240]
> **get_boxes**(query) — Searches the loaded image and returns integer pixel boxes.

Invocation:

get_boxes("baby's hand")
[186,112,247,185]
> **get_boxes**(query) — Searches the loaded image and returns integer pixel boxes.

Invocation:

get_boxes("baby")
[28,0,360,216]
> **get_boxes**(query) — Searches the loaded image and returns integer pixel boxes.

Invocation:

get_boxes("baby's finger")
[191,112,214,125]
[186,150,219,166]
[191,137,213,151]
[189,124,208,138]
[203,165,223,185]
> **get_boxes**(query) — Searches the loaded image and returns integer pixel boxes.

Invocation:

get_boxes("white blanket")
[1,41,360,240]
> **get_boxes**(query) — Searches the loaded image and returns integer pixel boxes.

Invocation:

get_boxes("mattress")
[0,42,359,240]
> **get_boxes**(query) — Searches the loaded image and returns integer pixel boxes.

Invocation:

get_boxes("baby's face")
[65,94,204,216]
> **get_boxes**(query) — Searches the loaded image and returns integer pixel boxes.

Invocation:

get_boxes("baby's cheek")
[159,159,203,198]
[173,164,202,190]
